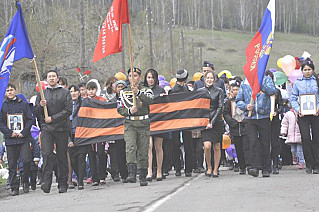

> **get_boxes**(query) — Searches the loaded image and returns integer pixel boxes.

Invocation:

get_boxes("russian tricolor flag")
[243,0,275,100]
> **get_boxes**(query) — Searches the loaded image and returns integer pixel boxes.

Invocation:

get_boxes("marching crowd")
[0,58,319,197]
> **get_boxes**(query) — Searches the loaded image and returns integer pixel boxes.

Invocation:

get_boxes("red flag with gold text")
[92,0,130,63]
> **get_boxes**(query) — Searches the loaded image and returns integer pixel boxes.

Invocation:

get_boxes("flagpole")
[127,23,137,107]
[248,96,253,118]
[31,57,49,119]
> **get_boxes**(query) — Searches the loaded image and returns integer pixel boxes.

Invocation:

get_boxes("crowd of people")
[0,58,318,197]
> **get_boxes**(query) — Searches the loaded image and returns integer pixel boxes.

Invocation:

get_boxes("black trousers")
[88,142,107,183]
[233,135,248,170]
[109,140,128,179]
[162,138,173,173]
[298,116,319,169]
[7,142,31,191]
[192,137,204,169]
[270,120,281,166]
[245,118,272,171]
[41,130,68,189]
[172,131,194,173]
[69,135,88,186]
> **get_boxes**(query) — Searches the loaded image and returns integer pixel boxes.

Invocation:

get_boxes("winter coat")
[70,98,82,134]
[0,97,34,146]
[198,85,223,126]
[150,85,165,98]
[280,110,302,144]
[35,86,72,132]
[194,76,227,99]
[272,88,284,122]
[235,76,277,119]
[223,97,246,136]
[290,75,319,113]
[169,83,190,94]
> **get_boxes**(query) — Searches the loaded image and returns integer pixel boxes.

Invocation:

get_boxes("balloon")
[36,81,49,92]
[222,134,231,149]
[226,144,237,159]
[170,78,177,88]
[277,58,283,69]
[269,68,277,73]
[289,69,303,84]
[193,72,203,81]
[158,75,165,81]
[115,72,126,80]
[273,71,288,85]
[281,55,296,76]
[218,70,232,78]
[159,80,170,88]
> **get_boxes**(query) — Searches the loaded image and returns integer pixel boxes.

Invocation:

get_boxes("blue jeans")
[289,143,304,164]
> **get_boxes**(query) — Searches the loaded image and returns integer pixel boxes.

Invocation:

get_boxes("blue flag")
[0,2,34,111]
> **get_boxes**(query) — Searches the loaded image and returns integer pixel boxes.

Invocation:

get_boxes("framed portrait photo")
[231,101,244,122]
[7,114,24,133]
[300,94,317,116]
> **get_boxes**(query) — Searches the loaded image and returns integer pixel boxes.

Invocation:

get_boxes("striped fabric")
[74,91,210,146]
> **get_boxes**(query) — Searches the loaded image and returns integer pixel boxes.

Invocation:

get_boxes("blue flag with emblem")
[0,1,34,111]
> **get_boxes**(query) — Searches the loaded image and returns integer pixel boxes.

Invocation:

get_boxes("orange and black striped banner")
[74,91,210,145]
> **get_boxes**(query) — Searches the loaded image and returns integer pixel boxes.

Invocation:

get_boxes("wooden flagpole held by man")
[31,57,48,119]
[127,24,137,107]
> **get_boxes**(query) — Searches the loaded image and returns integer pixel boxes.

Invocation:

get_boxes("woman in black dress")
[198,70,224,177]
[144,69,166,180]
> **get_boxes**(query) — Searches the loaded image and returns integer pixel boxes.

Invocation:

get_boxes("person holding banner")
[236,76,277,177]
[198,70,224,178]
[144,69,166,181]
[169,69,195,177]
[290,59,319,174]
[109,80,128,183]
[117,67,154,186]
[35,69,72,193]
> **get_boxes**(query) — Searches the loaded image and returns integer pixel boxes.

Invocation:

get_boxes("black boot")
[273,164,279,174]
[139,169,148,186]
[126,163,137,183]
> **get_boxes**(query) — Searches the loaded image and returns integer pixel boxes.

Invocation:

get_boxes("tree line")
[0,0,318,96]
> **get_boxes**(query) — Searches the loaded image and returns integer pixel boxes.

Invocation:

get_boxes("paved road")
[0,166,318,212]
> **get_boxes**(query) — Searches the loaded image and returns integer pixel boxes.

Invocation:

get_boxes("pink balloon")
[281,55,296,76]
[289,69,303,83]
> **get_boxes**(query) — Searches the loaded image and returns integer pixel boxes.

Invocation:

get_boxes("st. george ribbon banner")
[74,91,211,145]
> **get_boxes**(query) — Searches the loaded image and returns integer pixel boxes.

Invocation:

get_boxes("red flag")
[92,0,130,63]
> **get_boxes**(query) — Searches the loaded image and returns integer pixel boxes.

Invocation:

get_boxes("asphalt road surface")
[0,166,318,212]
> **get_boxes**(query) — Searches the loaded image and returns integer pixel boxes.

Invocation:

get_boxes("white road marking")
[143,179,195,212]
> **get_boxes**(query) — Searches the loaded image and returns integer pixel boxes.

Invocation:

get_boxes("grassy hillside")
[182,28,319,77]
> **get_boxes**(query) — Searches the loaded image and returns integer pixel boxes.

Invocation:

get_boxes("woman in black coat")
[198,70,224,177]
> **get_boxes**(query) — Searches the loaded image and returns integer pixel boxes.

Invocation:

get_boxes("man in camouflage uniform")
[117,67,154,186]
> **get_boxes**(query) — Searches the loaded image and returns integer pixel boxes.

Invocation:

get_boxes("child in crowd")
[86,81,108,185]
[280,109,305,169]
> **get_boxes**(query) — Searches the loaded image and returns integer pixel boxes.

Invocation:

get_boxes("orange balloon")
[193,72,203,81]
[170,78,177,88]
[115,72,126,80]
[222,134,231,149]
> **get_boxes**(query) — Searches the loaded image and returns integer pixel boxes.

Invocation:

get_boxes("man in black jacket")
[169,69,194,177]
[35,69,72,193]
[0,83,33,196]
